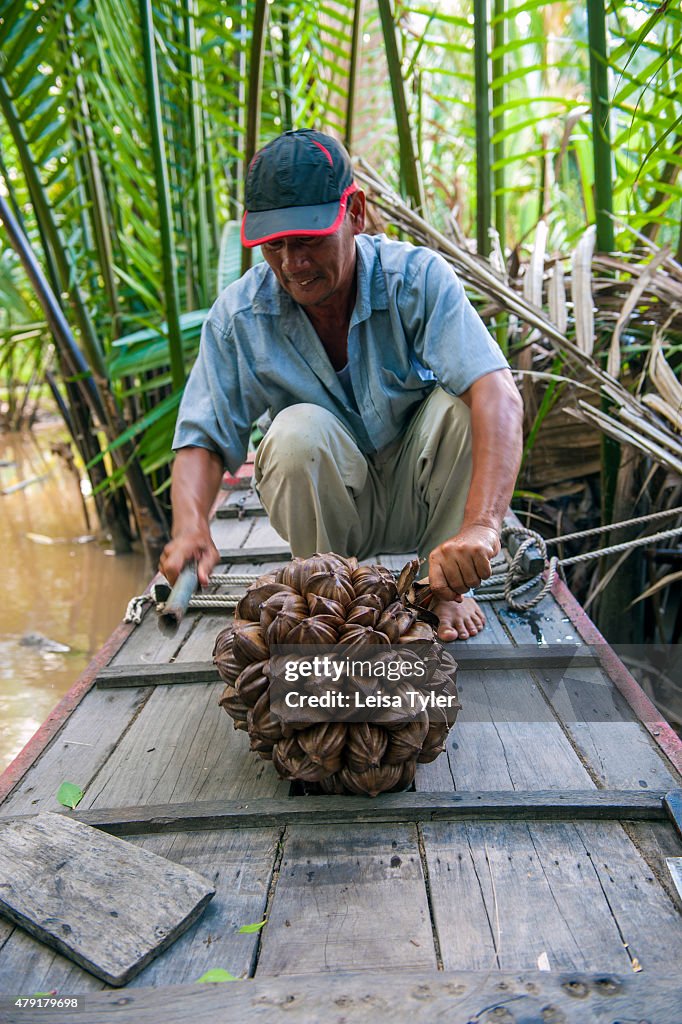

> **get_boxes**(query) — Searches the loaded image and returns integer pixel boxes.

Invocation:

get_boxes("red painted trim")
[241,184,358,248]
[0,596,152,805]
[552,575,682,778]
[222,459,255,490]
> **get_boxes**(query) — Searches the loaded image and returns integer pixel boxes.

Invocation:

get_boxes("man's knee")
[255,404,355,479]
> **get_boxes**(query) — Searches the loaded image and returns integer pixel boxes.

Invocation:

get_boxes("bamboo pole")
[345,0,364,151]
[241,0,268,276]
[139,0,185,391]
[586,0,614,253]
[474,0,492,258]
[376,0,424,212]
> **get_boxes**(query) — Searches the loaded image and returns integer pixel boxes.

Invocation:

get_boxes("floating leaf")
[196,969,239,983]
[238,919,267,934]
[56,782,83,809]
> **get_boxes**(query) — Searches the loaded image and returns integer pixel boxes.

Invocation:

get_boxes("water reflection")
[0,429,150,771]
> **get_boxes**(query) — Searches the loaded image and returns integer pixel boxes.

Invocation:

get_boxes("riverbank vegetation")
[0,0,680,648]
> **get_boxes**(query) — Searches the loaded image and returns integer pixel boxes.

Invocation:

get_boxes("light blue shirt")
[173,233,508,473]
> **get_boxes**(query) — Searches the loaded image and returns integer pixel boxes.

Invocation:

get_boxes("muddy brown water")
[0,429,150,772]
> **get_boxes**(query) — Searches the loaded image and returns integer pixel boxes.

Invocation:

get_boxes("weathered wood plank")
[573,819,682,971]
[256,824,436,976]
[95,646,599,689]
[241,518,288,548]
[423,818,682,973]
[217,546,291,563]
[3,968,682,1023]
[0,686,151,816]
[416,667,593,793]
[0,814,214,986]
[499,598,681,789]
[75,680,286,810]
[216,491,266,518]
[126,828,280,987]
[16,790,667,837]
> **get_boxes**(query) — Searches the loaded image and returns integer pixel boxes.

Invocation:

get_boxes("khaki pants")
[254,387,472,564]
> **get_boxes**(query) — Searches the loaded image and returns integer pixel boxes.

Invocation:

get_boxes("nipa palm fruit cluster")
[214,553,459,796]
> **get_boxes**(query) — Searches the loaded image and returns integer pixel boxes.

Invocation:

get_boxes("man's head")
[241,129,359,248]
[242,130,366,312]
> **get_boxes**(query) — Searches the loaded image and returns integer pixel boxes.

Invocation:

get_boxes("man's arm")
[159,446,225,586]
[428,368,523,599]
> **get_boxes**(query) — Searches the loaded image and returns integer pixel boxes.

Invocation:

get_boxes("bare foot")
[432,595,486,642]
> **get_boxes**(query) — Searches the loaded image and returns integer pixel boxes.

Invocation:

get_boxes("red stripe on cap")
[241,183,358,248]
[310,139,334,166]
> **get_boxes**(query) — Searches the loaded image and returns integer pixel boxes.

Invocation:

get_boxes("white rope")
[546,504,682,545]
[124,514,682,621]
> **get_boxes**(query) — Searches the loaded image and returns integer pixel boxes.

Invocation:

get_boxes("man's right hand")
[159,446,225,586]
[159,529,219,587]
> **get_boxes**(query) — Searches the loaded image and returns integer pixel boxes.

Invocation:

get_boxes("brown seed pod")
[236,581,296,622]
[212,624,234,661]
[218,684,249,730]
[304,569,355,606]
[383,715,430,764]
[389,758,418,792]
[398,621,436,644]
[347,592,384,614]
[232,621,269,666]
[306,593,346,621]
[345,723,388,772]
[417,722,450,763]
[249,736,274,759]
[247,689,283,744]
[272,740,329,782]
[259,592,308,631]
[339,763,403,797]
[338,624,390,649]
[345,602,380,628]
[351,566,398,606]
[375,609,401,643]
[266,609,306,646]
[286,617,339,645]
[318,773,348,795]
[297,722,347,773]
[235,660,269,707]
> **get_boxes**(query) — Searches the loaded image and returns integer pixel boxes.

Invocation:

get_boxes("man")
[160,129,523,641]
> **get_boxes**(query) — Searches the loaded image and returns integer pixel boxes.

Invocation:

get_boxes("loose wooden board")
[0,813,215,986]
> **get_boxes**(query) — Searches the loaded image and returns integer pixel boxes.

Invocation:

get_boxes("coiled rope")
[124,506,682,622]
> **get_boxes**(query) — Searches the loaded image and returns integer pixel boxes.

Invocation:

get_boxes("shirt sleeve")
[172,314,268,474]
[398,248,509,395]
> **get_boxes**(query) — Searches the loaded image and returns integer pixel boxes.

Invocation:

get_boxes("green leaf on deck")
[196,969,239,983]
[56,782,84,809]
[238,919,267,934]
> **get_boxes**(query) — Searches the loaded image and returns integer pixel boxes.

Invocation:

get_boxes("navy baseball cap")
[241,129,357,248]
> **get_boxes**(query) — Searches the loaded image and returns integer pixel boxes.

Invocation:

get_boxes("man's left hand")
[428,524,500,600]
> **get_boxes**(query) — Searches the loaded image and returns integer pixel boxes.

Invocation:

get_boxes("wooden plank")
[0,814,214,986]
[423,820,630,972]
[498,596,681,789]
[572,819,682,971]
[416,666,594,793]
[0,686,151,816]
[3,968,682,1024]
[7,790,666,836]
[665,788,682,840]
[75,680,286,811]
[424,818,682,975]
[256,823,436,976]
[241,517,288,548]
[95,645,601,689]
[217,546,291,563]
[126,828,280,987]
[216,492,266,519]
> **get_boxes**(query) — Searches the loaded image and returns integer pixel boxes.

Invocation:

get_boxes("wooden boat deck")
[1,491,682,1022]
